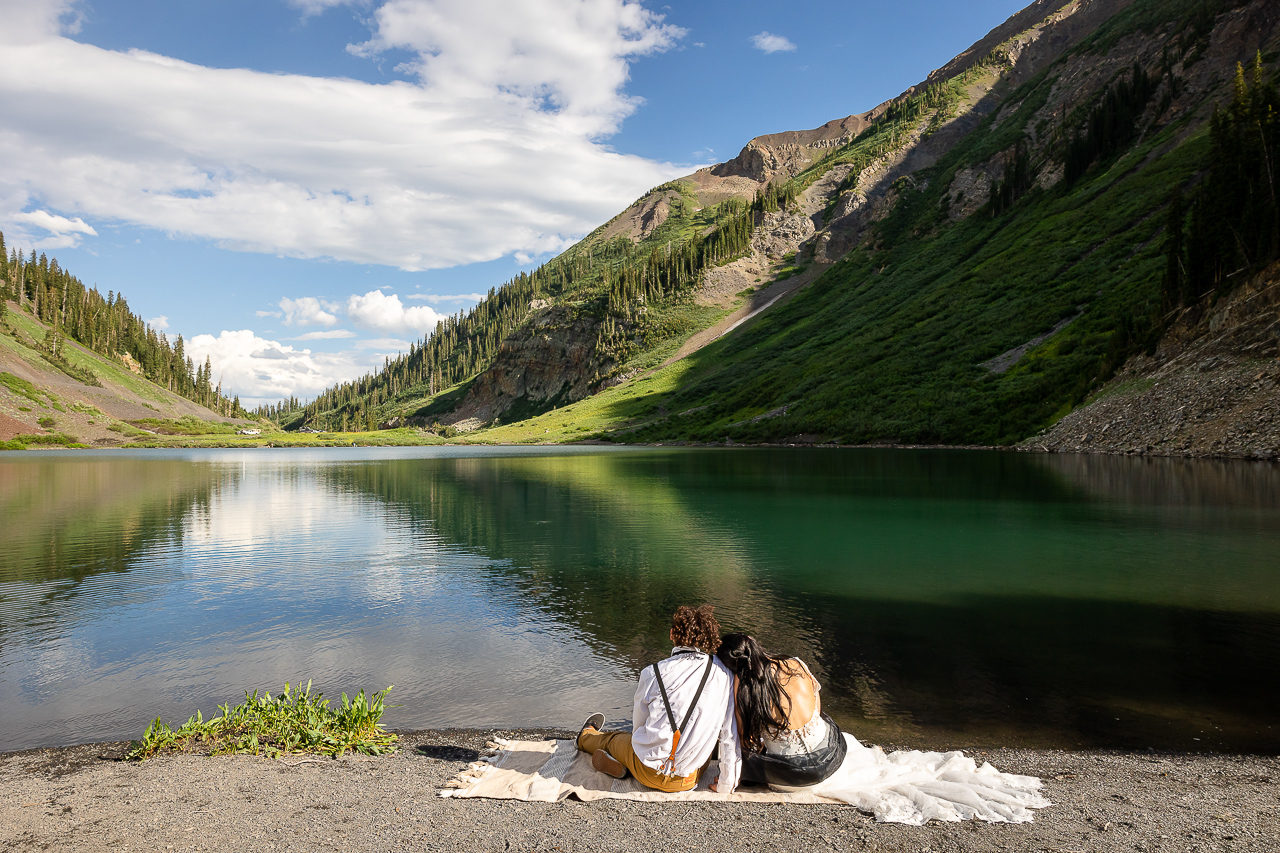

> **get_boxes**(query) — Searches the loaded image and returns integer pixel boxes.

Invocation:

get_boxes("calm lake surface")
[2,446,1278,755]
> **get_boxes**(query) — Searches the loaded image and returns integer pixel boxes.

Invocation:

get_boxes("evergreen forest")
[0,236,247,417]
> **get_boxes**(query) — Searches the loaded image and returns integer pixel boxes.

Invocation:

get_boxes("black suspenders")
[651,653,716,775]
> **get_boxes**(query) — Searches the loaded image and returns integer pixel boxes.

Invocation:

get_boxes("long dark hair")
[716,633,794,750]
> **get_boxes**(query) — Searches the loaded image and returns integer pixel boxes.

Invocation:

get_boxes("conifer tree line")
[0,231,246,417]
[1064,62,1158,186]
[290,196,765,431]
[289,246,589,430]
[989,138,1033,216]
[1164,54,1279,308]
[605,199,757,317]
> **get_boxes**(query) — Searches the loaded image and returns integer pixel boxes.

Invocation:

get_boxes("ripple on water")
[2,447,1279,753]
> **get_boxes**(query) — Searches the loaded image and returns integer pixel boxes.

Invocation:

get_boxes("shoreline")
[3,730,1276,852]
[4,437,1277,462]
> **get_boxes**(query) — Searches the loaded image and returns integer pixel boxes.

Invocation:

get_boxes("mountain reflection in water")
[1,447,1277,754]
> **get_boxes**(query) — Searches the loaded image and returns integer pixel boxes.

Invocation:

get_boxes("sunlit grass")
[471,357,698,444]
[128,681,398,760]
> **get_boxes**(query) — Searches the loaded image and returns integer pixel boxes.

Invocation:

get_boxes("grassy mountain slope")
[0,299,245,447]
[287,0,1278,455]
[0,299,461,448]
[465,0,1278,449]
[285,0,1083,434]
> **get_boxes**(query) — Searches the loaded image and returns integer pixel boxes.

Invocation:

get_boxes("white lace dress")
[761,659,1051,824]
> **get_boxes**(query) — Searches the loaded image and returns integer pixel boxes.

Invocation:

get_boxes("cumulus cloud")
[149,315,170,330]
[346,289,445,336]
[279,296,341,327]
[0,0,688,270]
[8,208,98,249]
[185,329,371,406]
[750,31,796,53]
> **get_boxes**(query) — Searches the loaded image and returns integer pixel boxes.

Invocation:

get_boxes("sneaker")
[591,749,627,779]
[576,713,605,750]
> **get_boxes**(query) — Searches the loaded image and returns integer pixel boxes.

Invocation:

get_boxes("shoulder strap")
[680,654,717,734]
[651,661,679,735]
[650,654,716,773]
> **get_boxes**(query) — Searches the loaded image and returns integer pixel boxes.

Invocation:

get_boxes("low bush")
[127,681,398,760]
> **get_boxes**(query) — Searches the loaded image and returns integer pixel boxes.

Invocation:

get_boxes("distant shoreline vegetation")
[1,233,247,419]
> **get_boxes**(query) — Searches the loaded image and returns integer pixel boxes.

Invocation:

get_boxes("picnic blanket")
[439,736,1051,824]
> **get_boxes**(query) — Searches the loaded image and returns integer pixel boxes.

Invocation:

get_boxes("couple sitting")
[575,604,845,795]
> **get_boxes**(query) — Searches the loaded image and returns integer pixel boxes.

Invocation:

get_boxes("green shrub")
[127,681,398,761]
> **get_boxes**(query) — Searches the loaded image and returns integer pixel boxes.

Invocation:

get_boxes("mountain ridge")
[280,0,1278,459]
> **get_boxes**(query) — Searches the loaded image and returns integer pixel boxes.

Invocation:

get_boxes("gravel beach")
[2,729,1276,852]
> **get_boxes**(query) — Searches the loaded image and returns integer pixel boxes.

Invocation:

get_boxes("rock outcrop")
[442,305,616,427]
[1031,264,1280,459]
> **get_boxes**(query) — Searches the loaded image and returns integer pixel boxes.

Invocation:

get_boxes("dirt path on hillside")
[2,731,1276,852]
[658,261,832,372]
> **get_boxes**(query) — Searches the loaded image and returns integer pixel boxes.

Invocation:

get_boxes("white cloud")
[291,329,358,340]
[406,292,486,303]
[185,329,370,406]
[0,0,688,271]
[279,296,341,327]
[149,315,170,330]
[8,207,98,249]
[287,0,364,18]
[750,31,796,54]
[346,289,445,336]
[255,309,283,318]
[352,337,413,351]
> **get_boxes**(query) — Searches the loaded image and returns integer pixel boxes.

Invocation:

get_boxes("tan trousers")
[576,728,700,793]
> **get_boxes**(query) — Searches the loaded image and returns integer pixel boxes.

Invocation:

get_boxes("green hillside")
[284,0,1278,448]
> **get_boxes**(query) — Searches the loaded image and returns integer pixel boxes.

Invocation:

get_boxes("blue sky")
[0,0,1031,405]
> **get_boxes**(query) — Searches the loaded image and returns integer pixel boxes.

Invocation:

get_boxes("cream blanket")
[439,736,1051,824]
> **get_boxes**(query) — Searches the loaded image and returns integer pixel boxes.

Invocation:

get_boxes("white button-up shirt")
[631,646,741,792]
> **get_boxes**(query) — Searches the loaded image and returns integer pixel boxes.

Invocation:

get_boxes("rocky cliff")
[1031,262,1280,459]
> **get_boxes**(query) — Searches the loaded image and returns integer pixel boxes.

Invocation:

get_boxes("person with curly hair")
[576,605,741,793]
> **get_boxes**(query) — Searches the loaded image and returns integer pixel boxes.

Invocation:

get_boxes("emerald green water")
[1,446,1277,754]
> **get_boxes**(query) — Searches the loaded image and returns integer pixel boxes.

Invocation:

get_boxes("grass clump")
[127,415,239,436]
[127,681,398,761]
[0,372,48,406]
[107,421,149,437]
[0,432,87,451]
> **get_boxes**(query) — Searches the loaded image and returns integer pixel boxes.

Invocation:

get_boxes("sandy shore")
[2,729,1276,852]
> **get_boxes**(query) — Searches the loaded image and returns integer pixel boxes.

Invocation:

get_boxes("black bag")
[741,712,847,788]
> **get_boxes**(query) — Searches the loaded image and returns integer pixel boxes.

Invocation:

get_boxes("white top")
[631,647,741,792]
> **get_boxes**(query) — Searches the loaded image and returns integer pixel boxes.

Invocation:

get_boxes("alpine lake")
[2,446,1278,755]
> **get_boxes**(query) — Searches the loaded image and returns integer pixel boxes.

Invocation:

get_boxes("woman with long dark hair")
[714,633,1051,823]
[716,632,847,790]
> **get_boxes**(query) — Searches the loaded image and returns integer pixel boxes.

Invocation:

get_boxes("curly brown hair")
[670,605,722,655]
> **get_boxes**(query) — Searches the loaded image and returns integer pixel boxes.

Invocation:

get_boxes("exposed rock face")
[710,114,878,184]
[1031,265,1280,459]
[752,210,815,260]
[443,305,616,426]
[947,164,998,221]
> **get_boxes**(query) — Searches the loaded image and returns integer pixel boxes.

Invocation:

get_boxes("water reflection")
[0,447,1277,755]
